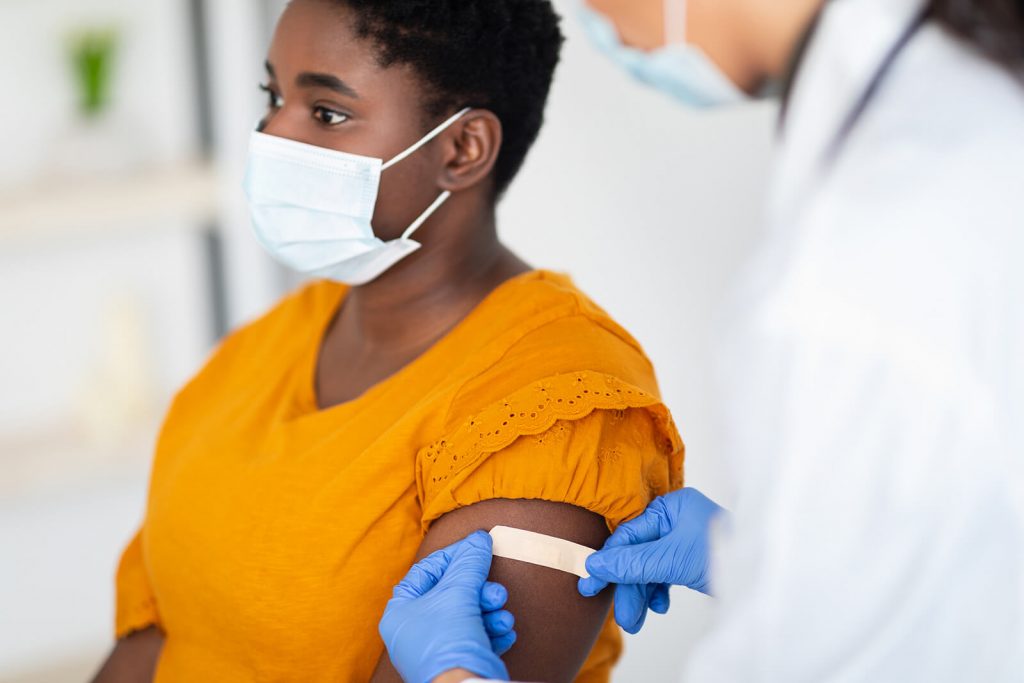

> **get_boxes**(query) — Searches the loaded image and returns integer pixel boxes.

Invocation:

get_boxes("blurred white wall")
[0,1,212,680]
[0,0,197,187]
[0,0,776,680]
[0,0,206,432]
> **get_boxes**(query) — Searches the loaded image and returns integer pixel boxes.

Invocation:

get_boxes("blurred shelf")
[3,651,102,683]
[0,162,220,246]
[0,416,161,502]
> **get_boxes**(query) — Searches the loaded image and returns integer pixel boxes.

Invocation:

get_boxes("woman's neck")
[334,205,528,356]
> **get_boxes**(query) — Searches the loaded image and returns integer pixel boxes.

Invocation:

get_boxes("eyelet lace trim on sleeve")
[417,371,683,520]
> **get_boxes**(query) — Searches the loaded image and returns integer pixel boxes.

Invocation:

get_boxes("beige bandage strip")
[489,526,595,579]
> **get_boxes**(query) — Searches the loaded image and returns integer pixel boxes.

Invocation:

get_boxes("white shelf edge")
[0,415,161,502]
[0,162,222,244]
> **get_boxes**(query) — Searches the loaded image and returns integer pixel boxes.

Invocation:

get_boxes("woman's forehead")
[269,0,423,101]
[271,1,372,77]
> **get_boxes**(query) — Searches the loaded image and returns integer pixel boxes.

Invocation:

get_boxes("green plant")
[68,28,119,118]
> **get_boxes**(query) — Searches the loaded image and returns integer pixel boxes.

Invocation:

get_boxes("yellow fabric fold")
[115,529,161,638]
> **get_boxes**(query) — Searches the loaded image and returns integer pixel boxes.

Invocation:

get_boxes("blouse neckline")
[289,269,561,420]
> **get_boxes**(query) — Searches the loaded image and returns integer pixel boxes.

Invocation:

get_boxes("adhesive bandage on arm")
[488,526,596,579]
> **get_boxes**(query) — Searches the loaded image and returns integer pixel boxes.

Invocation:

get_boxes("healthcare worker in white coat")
[377,0,1024,681]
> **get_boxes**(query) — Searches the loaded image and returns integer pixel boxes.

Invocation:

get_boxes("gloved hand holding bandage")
[577,488,726,634]
[379,532,516,683]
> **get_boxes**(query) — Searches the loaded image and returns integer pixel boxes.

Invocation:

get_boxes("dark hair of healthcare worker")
[377,0,1024,681]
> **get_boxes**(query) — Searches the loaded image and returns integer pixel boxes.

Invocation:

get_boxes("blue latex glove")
[578,488,725,634]
[380,531,515,683]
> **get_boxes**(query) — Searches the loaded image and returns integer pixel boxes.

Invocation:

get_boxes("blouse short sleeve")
[115,528,161,638]
[417,372,684,531]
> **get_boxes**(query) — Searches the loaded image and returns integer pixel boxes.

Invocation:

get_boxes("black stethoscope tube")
[778,4,931,171]
[822,7,931,167]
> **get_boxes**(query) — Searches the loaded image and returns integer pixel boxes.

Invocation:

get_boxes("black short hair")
[930,0,1024,79]
[335,0,565,196]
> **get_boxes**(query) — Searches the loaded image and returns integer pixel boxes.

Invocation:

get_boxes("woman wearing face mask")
[379,0,1024,681]
[90,2,688,682]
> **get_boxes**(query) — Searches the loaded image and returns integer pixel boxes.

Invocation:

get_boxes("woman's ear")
[437,110,503,193]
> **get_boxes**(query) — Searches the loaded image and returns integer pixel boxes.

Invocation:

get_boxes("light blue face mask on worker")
[243,108,470,286]
[578,0,747,109]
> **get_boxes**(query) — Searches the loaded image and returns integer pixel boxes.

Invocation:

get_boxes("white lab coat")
[469,1,1022,682]
[686,0,1024,681]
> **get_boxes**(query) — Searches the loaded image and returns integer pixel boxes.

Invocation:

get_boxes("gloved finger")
[602,498,670,550]
[649,584,671,614]
[480,581,508,613]
[434,530,495,593]
[392,547,454,600]
[577,573,610,597]
[613,583,652,635]
[482,609,515,638]
[586,541,666,586]
[490,630,517,657]
[393,531,492,600]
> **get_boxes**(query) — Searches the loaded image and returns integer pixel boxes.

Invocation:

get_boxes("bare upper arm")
[90,626,164,683]
[372,499,613,683]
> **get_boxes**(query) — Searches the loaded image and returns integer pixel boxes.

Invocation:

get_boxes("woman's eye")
[259,84,283,109]
[313,106,350,126]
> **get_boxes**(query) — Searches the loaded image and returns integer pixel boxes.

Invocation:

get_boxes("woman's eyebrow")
[296,71,360,99]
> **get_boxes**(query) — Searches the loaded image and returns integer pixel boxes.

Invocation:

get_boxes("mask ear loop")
[382,106,472,240]
[664,0,687,46]
[401,191,451,240]
[381,106,473,172]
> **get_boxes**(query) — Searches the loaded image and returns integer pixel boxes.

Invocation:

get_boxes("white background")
[0,0,775,680]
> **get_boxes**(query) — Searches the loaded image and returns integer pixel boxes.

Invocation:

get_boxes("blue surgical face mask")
[243,108,470,286]
[579,0,748,109]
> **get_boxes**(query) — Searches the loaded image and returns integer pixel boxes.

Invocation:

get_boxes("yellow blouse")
[116,270,684,682]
